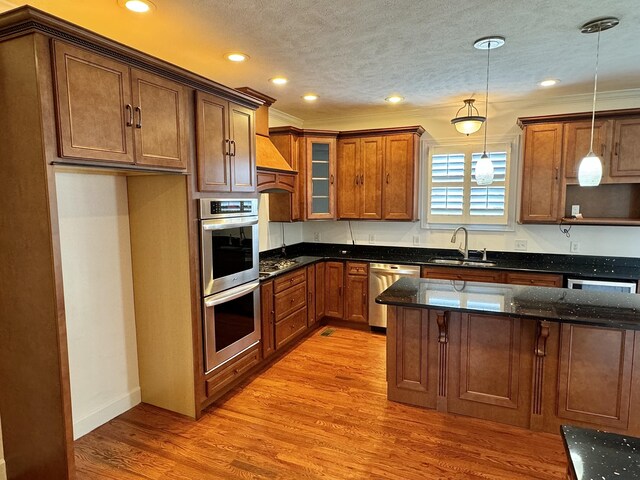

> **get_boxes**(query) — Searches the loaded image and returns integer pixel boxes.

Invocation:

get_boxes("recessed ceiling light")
[303,94,318,101]
[122,0,155,13]
[226,53,249,62]
[270,77,288,85]
[385,95,404,104]
[539,79,559,87]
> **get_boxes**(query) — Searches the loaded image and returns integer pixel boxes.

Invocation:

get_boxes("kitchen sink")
[429,258,497,267]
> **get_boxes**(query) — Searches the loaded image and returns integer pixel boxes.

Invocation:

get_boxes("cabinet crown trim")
[517,108,640,128]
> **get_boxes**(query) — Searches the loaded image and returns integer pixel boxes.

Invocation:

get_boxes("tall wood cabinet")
[53,41,189,170]
[325,261,345,318]
[383,133,420,220]
[519,109,640,225]
[195,91,255,192]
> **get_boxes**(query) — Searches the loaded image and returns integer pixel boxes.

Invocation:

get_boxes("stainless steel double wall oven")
[199,198,260,373]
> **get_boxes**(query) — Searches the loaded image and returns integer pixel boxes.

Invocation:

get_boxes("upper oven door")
[203,280,261,373]
[201,215,259,296]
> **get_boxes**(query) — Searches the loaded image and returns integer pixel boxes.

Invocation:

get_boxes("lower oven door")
[203,280,261,374]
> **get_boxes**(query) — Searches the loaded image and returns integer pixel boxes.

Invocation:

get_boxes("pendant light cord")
[588,28,601,155]
[483,41,491,155]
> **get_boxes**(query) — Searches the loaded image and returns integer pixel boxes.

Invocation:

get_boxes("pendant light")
[578,17,619,187]
[451,98,485,135]
[473,36,505,186]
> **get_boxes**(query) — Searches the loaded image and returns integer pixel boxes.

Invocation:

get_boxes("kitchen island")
[376,277,640,436]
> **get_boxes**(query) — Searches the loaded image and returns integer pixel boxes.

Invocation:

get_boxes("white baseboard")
[73,387,141,440]
[0,458,6,480]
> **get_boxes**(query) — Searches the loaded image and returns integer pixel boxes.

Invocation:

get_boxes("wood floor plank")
[75,326,566,479]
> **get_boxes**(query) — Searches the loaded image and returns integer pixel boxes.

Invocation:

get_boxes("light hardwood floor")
[75,325,567,479]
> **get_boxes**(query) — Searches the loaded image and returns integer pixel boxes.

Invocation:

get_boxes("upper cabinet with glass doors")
[305,136,337,219]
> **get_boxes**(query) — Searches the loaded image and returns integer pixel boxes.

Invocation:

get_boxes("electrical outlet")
[413,235,420,246]
[313,232,320,242]
[515,239,527,251]
[570,241,580,253]
[571,204,580,216]
[369,234,375,244]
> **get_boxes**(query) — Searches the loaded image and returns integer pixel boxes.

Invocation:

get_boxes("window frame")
[422,139,518,231]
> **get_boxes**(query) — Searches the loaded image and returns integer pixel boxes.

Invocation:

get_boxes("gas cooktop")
[259,258,299,274]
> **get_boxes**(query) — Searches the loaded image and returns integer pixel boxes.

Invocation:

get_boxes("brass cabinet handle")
[554,167,559,181]
[125,104,133,127]
[386,173,390,184]
[355,175,359,185]
[360,174,364,185]
[134,106,142,128]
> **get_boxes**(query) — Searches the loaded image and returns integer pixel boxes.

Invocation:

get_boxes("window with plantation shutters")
[427,144,511,225]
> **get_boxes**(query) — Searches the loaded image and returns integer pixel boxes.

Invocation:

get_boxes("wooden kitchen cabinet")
[324,261,344,318]
[306,136,337,219]
[563,119,611,182]
[344,262,369,323]
[53,41,188,169]
[260,280,275,360]
[504,271,562,287]
[273,270,307,349]
[520,123,564,223]
[422,266,503,283]
[610,117,640,178]
[337,136,383,219]
[383,133,420,220]
[447,312,535,428]
[315,261,326,319]
[196,91,256,192]
[306,264,317,327]
[269,127,304,221]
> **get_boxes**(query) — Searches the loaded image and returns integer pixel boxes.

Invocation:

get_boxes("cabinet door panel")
[315,262,326,319]
[383,134,416,220]
[230,103,255,192]
[53,41,134,163]
[345,274,368,323]
[447,313,533,427]
[611,118,640,177]
[260,281,275,360]
[557,324,634,429]
[520,123,563,223]
[324,261,344,318]
[196,92,229,192]
[337,138,359,218]
[422,266,503,283]
[360,137,383,219]
[307,265,316,327]
[563,120,610,181]
[386,307,437,408]
[306,138,337,219]
[504,271,562,287]
[131,69,188,169]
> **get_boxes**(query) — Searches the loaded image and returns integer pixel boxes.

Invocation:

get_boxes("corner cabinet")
[519,109,640,225]
[306,136,337,219]
[53,41,189,170]
[195,91,256,193]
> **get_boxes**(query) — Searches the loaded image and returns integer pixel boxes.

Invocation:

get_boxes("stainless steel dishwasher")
[369,263,420,328]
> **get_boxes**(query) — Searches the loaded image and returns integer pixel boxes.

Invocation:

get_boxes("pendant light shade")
[578,17,619,187]
[577,152,603,186]
[451,99,485,135]
[472,36,505,187]
[475,153,495,186]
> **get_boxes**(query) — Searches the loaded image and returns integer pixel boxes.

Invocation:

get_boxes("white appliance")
[567,278,637,294]
[369,263,421,328]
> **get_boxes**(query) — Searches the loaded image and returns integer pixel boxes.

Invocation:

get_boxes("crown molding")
[269,108,304,128]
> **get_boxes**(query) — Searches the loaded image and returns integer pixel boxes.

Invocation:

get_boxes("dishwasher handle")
[370,267,420,276]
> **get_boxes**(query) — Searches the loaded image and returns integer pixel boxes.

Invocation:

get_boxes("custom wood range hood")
[236,87,297,193]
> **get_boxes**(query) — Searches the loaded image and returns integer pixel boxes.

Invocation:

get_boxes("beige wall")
[268,90,640,258]
[56,172,141,439]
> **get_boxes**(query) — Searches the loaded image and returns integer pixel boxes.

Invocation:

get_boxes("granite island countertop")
[375,277,640,330]
[561,425,640,479]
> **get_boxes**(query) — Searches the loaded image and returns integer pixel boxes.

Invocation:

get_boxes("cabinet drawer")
[274,282,307,321]
[347,262,368,276]
[422,266,503,283]
[205,345,261,398]
[504,271,563,287]
[274,269,307,293]
[275,307,308,349]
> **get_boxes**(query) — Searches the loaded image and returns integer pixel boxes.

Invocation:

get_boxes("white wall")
[258,194,304,252]
[0,415,5,480]
[56,172,141,439]
[269,90,640,258]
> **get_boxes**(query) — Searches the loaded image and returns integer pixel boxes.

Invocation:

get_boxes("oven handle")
[202,216,259,231]
[204,280,260,307]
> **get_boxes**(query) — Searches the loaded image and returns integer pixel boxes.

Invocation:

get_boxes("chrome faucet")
[451,227,469,259]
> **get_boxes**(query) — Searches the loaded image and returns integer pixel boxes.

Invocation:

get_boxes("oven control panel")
[199,198,258,219]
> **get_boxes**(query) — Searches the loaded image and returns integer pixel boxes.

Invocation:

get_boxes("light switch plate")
[515,239,527,251]
[570,241,580,253]
[313,232,320,242]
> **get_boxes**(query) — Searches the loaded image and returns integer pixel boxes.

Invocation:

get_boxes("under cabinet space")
[564,183,640,224]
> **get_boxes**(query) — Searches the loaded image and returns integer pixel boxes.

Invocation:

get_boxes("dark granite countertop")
[561,425,640,479]
[375,277,640,330]
[259,243,640,281]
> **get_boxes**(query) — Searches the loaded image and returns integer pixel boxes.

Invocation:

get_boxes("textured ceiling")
[2,0,639,122]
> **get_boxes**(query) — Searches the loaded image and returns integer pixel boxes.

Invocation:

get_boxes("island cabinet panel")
[447,313,534,428]
[520,123,563,223]
[324,261,344,318]
[386,307,438,408]
[555,324,634,430]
